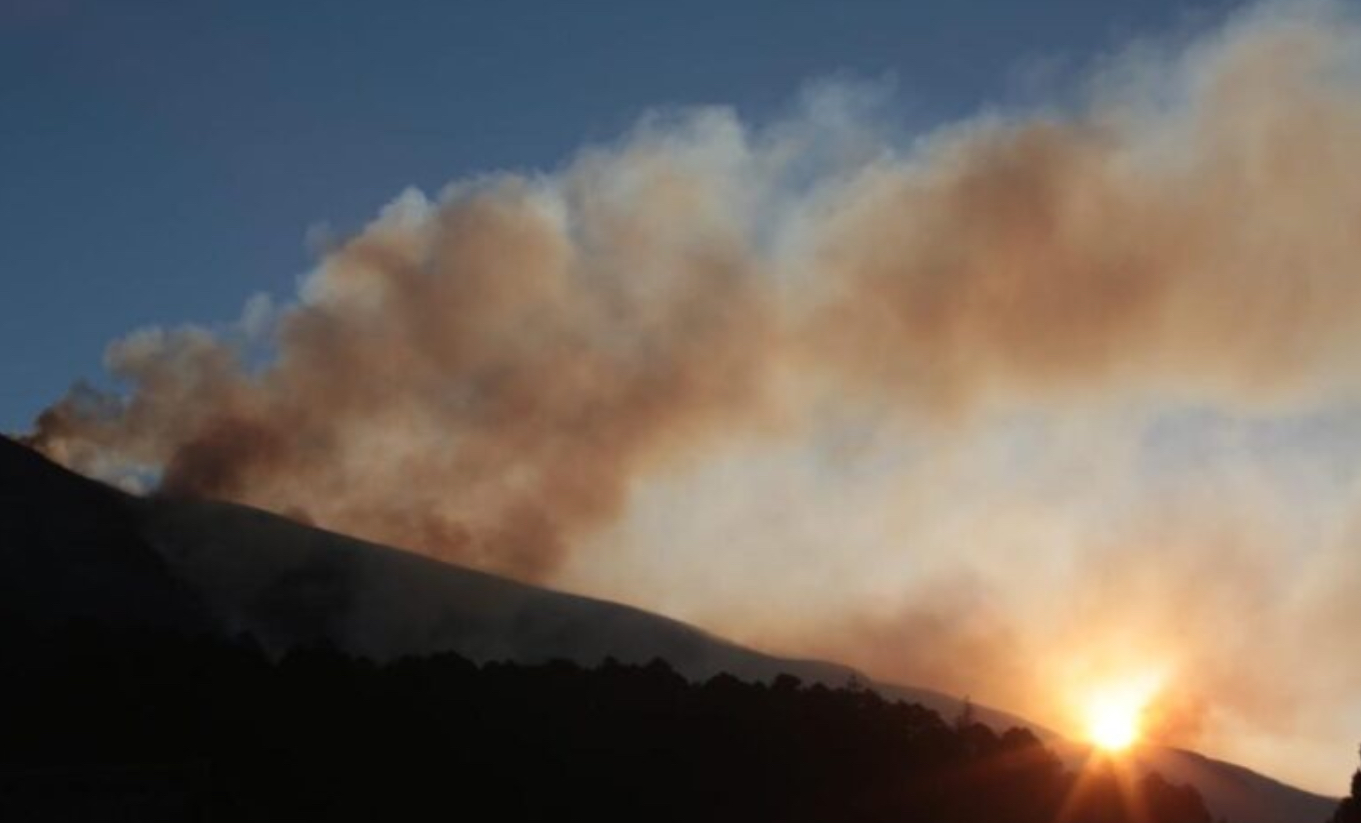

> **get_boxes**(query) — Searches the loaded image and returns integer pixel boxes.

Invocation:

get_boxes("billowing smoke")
[26,0,1361,794]
[32,145,780,580]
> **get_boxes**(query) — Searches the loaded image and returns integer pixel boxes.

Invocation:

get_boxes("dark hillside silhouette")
[0,435,1330,822]
[0,436,207,633]
[0,624,1212,823]
[0,434,1038,723]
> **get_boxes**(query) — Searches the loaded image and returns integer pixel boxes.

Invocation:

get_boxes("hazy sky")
[13,0,1361,800]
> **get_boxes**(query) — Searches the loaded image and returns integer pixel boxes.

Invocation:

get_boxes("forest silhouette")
[0,621,1222,823]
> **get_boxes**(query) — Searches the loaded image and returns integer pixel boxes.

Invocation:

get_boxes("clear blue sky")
[0,0,1238,432]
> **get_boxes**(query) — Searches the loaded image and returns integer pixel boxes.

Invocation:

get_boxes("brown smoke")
[31,5,1361,569]
[811,22,1361,415]
[33,170,776,580]
[31,4,1361,572]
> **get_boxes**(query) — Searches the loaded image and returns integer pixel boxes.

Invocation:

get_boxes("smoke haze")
[27,0,1361,795]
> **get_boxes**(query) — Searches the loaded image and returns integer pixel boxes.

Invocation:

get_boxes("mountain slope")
[0,436,207,633]
[1134,747,1338,823]
[135,494,1341,823]
[0,435,1338,823]
[138,493,1020,727]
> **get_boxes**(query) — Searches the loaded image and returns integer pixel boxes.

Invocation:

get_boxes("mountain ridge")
[0,434,1339,823]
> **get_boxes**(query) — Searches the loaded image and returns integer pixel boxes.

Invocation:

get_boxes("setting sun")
[1081,676,1161,753]
[1087,699,1141,751]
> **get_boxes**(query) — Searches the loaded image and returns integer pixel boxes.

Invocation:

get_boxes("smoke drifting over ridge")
[25,0,1361,792]
[35,162,778,580]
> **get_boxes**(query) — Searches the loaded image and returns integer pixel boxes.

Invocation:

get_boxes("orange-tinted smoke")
[30,2,1361,590]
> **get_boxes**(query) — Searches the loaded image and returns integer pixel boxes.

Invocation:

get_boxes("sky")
[0,0,1241,432]
[10,0,1361,798]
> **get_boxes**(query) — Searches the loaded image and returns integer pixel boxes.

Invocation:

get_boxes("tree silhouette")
[955,695,978,729]
[0,622,1212,823]
[1330,746,1361,823]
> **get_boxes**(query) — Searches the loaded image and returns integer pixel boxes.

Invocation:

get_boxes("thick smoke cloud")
[33,151,778,580]
[26,0,1361,794]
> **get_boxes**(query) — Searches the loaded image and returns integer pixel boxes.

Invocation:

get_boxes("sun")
[1087,699,1140,751]
[1082,682,1156,753]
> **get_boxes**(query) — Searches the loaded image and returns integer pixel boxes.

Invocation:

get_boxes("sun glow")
[1081,675,1161,753]
[1087,697,1141,751]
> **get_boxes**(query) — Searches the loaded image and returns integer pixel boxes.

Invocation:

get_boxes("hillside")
[0,435,1340,823]
[0,436,207,633]
[135,493,1033,729]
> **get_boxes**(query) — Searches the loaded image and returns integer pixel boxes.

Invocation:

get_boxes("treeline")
[0,623,1211,823]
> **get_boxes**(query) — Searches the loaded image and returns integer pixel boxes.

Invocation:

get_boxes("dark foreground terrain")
[0,434,1343,822]
[0,622,1213,823]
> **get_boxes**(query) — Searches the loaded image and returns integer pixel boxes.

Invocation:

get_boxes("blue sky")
[0,0,1239,432]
